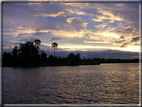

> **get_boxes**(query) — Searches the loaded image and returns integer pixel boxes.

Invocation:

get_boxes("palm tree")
[52,42,58,57]
[34,39,41,49]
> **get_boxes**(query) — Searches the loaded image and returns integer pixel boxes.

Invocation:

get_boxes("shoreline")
[2,62,139,67]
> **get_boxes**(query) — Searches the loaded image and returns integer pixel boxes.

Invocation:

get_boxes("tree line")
[2,39,139,67]
[2,39,81,67]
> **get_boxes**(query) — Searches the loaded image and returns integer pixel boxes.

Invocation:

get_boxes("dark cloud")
[34,32,48,36]
[116,31,121,33]
[131,37,139,42]
[121,43,128,47]
[115,26,138,36]
[120,36,125,39]
[124,28,134,33]
[115,40,125,43]
[116,10,138,23]
[18,33,30,37]
[18,31,51,37]
[50,37,62,41]
[19,38,40,43]
[70,18,86,31]
[83,33,91,39]
[125,28,133,31]
[19,39,28,43]
[109,3,139,23]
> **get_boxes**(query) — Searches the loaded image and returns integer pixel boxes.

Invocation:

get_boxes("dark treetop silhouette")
[52,42,58,57]
[2,39,139,67]
[34,39,41,49]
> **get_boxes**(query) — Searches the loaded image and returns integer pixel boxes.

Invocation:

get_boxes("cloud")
[82,33,91,39]
[84,40,109,44]
[33,32,49,36]
[2,42,20,54]
[38,11,65,17]
[125,28,133,32]
[94,23,108,29]
[67,17,79,24]
[18,33,31,37]
[120,36,125,39]
[3,43,13,49]
[116,4,125,6]
[108,21,114,23]
[121,43,128,47]
[92,18,103,22]
[118,10,139,23]
[19,39,29,43]
[115,40,125,43]
[19,38,39,43]
[131,37,139,42]
[49,37,62,41]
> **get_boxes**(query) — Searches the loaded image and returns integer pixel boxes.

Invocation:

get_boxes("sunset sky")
[2,1,140,59]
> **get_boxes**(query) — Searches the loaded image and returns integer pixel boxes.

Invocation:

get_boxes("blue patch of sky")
[3,35,12,42]
[125,3,139,10]
[84,8,101,16]
[3,23,20,29]
[86,23,99,32]
[4,41,19,45]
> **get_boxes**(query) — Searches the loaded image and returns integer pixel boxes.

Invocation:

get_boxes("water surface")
[3,63,139,104]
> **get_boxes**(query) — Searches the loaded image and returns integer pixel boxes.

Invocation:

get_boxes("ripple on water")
[3,63,139,104]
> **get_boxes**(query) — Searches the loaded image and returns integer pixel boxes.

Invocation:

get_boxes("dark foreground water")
[3,63,139,104]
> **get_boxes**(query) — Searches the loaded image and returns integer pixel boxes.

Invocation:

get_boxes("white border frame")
[1,0,141,106]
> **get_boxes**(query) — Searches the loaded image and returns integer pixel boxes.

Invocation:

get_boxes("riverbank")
[2,59,139,67]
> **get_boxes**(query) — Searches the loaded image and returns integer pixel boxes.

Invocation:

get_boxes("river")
[3,63,139,104]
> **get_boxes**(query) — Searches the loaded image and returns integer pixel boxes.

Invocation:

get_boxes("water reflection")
[3,63,139,104]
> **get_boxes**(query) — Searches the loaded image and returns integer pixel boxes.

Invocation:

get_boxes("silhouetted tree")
[48,55,54,60]
[12,46,18,58]
[34,39,41,49]
[18,41,40,66]
[41,52,47,62]
[77,53,80,60]
[3,52,8,58]
[67,53,80,65]
[11,46,19,66]
[52,42,58,57]
[2,52,12,66]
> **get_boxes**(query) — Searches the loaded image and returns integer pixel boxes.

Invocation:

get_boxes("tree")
[34,39,41,49]
[2,52,12,66]
[41,52,47,62]
[12,46,18,58]
[52,42,58,57]
[18,41,40,66]
[67,53,80,65]
[11,46,19,66]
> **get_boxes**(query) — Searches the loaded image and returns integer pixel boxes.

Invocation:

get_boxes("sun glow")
[95,32,120,38]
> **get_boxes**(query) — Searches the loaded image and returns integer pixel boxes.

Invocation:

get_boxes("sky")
[2,1,140,59]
